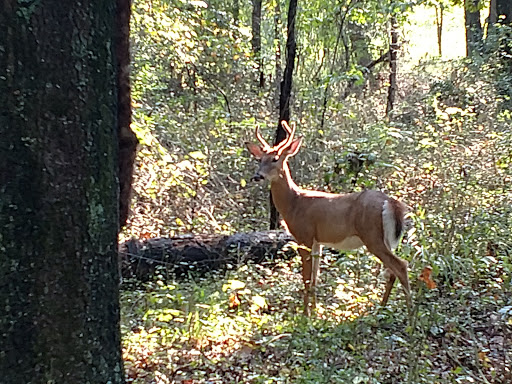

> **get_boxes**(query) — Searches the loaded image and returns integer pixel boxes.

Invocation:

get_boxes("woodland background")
[120,0,512,383]
[1,0,510,383]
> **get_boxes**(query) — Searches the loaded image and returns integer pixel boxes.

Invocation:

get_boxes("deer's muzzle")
[251,173,264,182]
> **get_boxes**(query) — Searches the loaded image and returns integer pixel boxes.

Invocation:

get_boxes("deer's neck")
[270,162,300,218]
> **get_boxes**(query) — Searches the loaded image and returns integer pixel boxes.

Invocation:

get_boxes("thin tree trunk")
[270,0,298,230]
[320,12,343,130]
[275,0,298,143]
[465,0,483,57]
[496,0,512,24]
[435,4,444,56]
[274,0,282,108]
[252,0,264,87]
[116,0,139,228]
[495,0,512,76]
[251,0,261,52]
[487,0,497,36]
[386,12,399,116]
[0,2,124,382]
[234,0,240,26]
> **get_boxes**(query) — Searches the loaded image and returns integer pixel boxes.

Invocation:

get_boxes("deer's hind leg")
[365,243,411,308]
[381,268,397,306]
[310,241,323,310]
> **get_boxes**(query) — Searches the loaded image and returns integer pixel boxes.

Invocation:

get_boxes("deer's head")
[245,121,303,182]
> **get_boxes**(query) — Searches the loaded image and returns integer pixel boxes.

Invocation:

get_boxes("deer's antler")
[255,125,271,150]
[276,121,296,155]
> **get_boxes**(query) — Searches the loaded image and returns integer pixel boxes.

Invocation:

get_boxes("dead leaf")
[229,292,241,309]
[419,266,437,289]
[140,232,152,240]
[478,350,490,368]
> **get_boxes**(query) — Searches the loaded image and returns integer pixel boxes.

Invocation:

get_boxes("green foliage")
[123,0,512,382]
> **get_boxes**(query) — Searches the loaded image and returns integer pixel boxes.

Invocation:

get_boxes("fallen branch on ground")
[119,230,295,280]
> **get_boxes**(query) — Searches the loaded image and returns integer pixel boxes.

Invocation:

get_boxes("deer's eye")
[272,156,279,162]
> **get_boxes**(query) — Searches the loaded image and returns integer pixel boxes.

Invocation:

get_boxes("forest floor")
[121,249,512,384]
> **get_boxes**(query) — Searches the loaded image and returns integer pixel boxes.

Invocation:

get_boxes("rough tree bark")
[0,2,125,383]
[116,0,139,228]
[465,0,483,57]
[270,0,298,230]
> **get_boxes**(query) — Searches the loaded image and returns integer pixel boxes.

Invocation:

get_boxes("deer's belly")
[322,236,364,251]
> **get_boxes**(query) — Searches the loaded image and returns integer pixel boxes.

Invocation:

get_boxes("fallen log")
[119,230,295,280]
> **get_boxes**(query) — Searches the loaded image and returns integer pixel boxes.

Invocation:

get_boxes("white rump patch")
[382,200,399,250]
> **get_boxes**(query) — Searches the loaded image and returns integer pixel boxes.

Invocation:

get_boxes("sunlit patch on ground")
[121,254,386,383]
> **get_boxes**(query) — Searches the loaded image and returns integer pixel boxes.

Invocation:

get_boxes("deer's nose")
[251,173,264,182]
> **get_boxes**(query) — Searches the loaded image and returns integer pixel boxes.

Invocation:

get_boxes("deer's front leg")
[298,248,313,316]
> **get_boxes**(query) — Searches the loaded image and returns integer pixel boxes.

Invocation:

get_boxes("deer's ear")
[245,142,264,159]
[285,137,303,158]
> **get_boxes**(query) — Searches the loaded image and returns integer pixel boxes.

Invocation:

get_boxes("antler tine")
[255,125,271,150]
[276,120,296,155]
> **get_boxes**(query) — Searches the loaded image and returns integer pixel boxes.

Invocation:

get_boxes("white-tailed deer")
[246,121,411,315]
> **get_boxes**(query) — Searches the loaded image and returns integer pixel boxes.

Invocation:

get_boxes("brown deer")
[246,121,411,315]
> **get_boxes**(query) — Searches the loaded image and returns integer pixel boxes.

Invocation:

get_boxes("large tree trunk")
[270,0,298,230]
[465,0,483,57]
[0,2,125,383]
